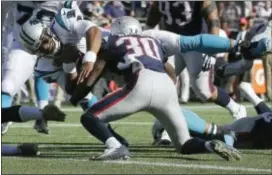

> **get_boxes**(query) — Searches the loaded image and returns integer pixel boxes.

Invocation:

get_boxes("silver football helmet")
[19,19,61,56]
[111,16,142,36]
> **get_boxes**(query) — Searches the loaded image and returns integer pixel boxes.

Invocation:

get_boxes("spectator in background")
[255,1,272,18]
[104,1,126,20]
[218,2,227,20]
[224,2,242,29]
[244,1,253,17]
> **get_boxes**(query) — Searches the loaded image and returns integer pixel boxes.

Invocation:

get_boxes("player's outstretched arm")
[70,56,106,106]
[164,62,176,84]
[77,25,102,84]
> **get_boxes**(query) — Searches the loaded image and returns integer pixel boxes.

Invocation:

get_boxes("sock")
[215,88,231,107]
[1,92,13,108]
[255,101,272,114]
[105,137,122,149]
[79,94,98,111]
[239,82,263,106]
[179,34,231,54]
[181,108,206,134]
[34,77,49,109]
[107,124,129,147]
[181,138,208,154]
[1,144,20,156]
[80,113,113,143]
[206,123,218,136]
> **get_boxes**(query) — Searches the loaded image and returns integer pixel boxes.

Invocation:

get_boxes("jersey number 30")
[116,37,161,61]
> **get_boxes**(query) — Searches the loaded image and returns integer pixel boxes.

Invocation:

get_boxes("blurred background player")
[145,1,247,120]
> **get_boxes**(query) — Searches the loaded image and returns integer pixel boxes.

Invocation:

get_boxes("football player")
[68,16,241,161]
[153,107,272,149]
[145,1,248,121]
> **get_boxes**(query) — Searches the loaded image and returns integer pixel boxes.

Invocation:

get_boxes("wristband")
[82,51,97,63]
[62,63,77,73]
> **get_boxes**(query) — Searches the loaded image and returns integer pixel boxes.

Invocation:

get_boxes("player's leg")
[1,42,38,134]
[179,68,190,103]
[2,105,65,123]
[33,75,50,134]
[80,70,152,160]
[238,71,271,114]
[184,52,247,119]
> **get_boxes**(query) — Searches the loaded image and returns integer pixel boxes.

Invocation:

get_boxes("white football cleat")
[1,122,12,135]
[91,145,130,161]
[232,104,247,120]
[158,130,172,145]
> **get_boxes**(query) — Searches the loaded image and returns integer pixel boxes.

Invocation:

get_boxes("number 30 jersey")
[106,34,166,74]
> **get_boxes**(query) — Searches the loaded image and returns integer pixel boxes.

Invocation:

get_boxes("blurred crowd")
[9,1,272,106]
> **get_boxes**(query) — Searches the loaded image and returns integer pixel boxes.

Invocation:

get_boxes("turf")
[2,103,272,174]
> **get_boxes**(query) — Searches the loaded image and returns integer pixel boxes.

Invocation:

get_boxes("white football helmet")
[19,19,61,56]
[111,16,142,36]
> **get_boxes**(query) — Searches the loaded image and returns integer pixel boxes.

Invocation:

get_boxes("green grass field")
[2,103,272,174]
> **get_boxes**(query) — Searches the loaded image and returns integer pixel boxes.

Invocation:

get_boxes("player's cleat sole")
[1,122,12,135]
[42,104,66,122]
[91,145,130,161]
[34,119,49,134]
[17,143,40,156]
[209,140,241,161]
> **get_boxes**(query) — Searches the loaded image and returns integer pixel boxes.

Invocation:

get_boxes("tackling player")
[68,16,241,161]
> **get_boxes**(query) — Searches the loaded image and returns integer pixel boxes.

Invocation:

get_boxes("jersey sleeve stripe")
[20,33,34,46]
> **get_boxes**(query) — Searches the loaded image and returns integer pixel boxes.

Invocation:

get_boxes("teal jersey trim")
[64,1,72,8]
[55,15,70,32]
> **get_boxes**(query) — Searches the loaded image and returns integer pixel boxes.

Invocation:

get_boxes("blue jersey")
[105,34,165,74]
[156,1,206,35]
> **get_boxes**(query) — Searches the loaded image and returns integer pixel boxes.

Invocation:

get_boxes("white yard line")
[61,104,271,112]
[10,122,152,128]
[7,157,272,173]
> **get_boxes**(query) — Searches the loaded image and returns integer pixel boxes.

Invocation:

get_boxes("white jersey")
[52,8,110,53]
[143,30,181,58]
[13,1,79,42]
